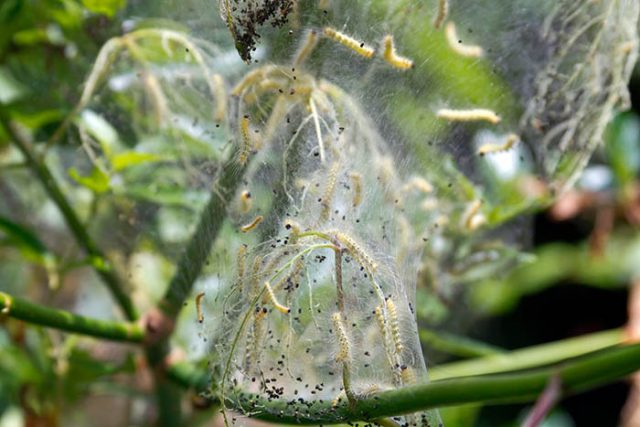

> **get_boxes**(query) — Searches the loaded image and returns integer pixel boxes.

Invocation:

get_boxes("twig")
[0,291,143,342]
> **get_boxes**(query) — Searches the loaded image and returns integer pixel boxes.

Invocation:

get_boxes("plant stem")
[157,156,246,319]
[0,109,138,321]
[419,328,505,358]
[229,343,640,424]
[0,291,143,343]
[429,328,623,380]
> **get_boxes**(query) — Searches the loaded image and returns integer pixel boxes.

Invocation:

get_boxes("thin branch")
[0,291,143,343]
[0,108,138,321]
[229,343,640,425]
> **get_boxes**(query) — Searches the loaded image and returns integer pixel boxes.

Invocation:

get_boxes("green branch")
[0,108,138,321]
[0,291,143,343]
[231,343,640,425]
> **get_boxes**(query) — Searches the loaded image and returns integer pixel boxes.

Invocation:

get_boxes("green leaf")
[605,112,640,186]
[68,167,110,193]
[80,0,126,18]
[111,151,162,172]
[76,110,121,157]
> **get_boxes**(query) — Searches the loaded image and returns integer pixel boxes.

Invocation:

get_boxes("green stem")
[157,156,246,319]
[0,291,143,343]
[430,328,623,380]
[0,109,137,321]
[229,343,640,424]
[419,328,505,359]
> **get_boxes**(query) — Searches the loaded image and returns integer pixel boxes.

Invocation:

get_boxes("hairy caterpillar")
[237,244,247,282]
[238,115,252,165]
[349,172,363,208]
[240,215,263,233]
[461,199,486,231]
[436,107,501,124]
[293,29,319,68]
[211,73,227,122]
[239,190,252,214]
[478,133,520,156]
[386,298,403,354]
[263,281,290,314]
[334,231,378,274]
[403,176,434,194]
[323,27,375,59]
[331,312,352,363]
[445,21,484,58]
[195,292,205,323]
[320,162,341,221]
[433,0,449,29]
[382,35,414,70]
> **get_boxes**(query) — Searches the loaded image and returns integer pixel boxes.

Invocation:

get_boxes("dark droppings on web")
[223,0,294,62]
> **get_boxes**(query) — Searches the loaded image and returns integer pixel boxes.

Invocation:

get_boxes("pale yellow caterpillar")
[334,231,378,274]
[239,190,252,214]
[349,172,363,208]
[293,29,319,68]
[436,108,501,124]
[195,291,205,323]
[237,244,247,281]
[403,176,434,194]
[262,281,290,314]
[445,22,484,58]
[323,27,375,59]
[238,115,252,165]
[461,199,486,231]
[400,365,417,384]
[386,298,403,354]
[211,73,227,122]
[231,65,276,97]
[382,35,414,70]
[320,161,341,221]
[284,219,301,243]
[240,215,263,233]
[478,133,520,156]
[433,0,449,29]
[331,312,352,363]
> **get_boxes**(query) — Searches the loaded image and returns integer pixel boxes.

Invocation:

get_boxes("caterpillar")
[262,281,291,314]
[240,215,263,233]
[334,231,378,274]
[320,161,341,221]
[323,27,375,59]
[293,29,319,68]
[237,244,247,282]
[386,298,403,354]
[211,73,227,122]
[284,219,302,243]
[400,365,417,384]
[478,133,520,156]
[461,199,486,231]
[433,0,449,29]
[436,108,501,124]
[445,22,484,58]
[403,176,433,194]
[382,35,414,70]
[195,292,205,323]
[349,172,363,208]
[239,190,252,214]
[238,115,252,165]
[331,312,352,363]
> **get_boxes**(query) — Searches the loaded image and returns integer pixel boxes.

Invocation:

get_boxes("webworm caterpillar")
[382,35,414,70]
[231,65,276,97]
[195,292,205,323]
[320,162,341,221]
[284,219,301,243]
[263,281,290,313]
[293,29,319,68]
[386,298,403,354]
[238,115,252,165]
[240,215,263,233]
[445,22,484,58]
[461,200,486,231]
[331,312,351,362]
[349,172,363,208]
[323,27,375,59]
[478,133,519,156]
[403,176,433,194]
[400,365,417,384]
[433,0,449,29]
[334,231,378,274]
[211,73,227,122]
[436,108,501,124]
[237,244,247,281]
[239,190,252,213]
